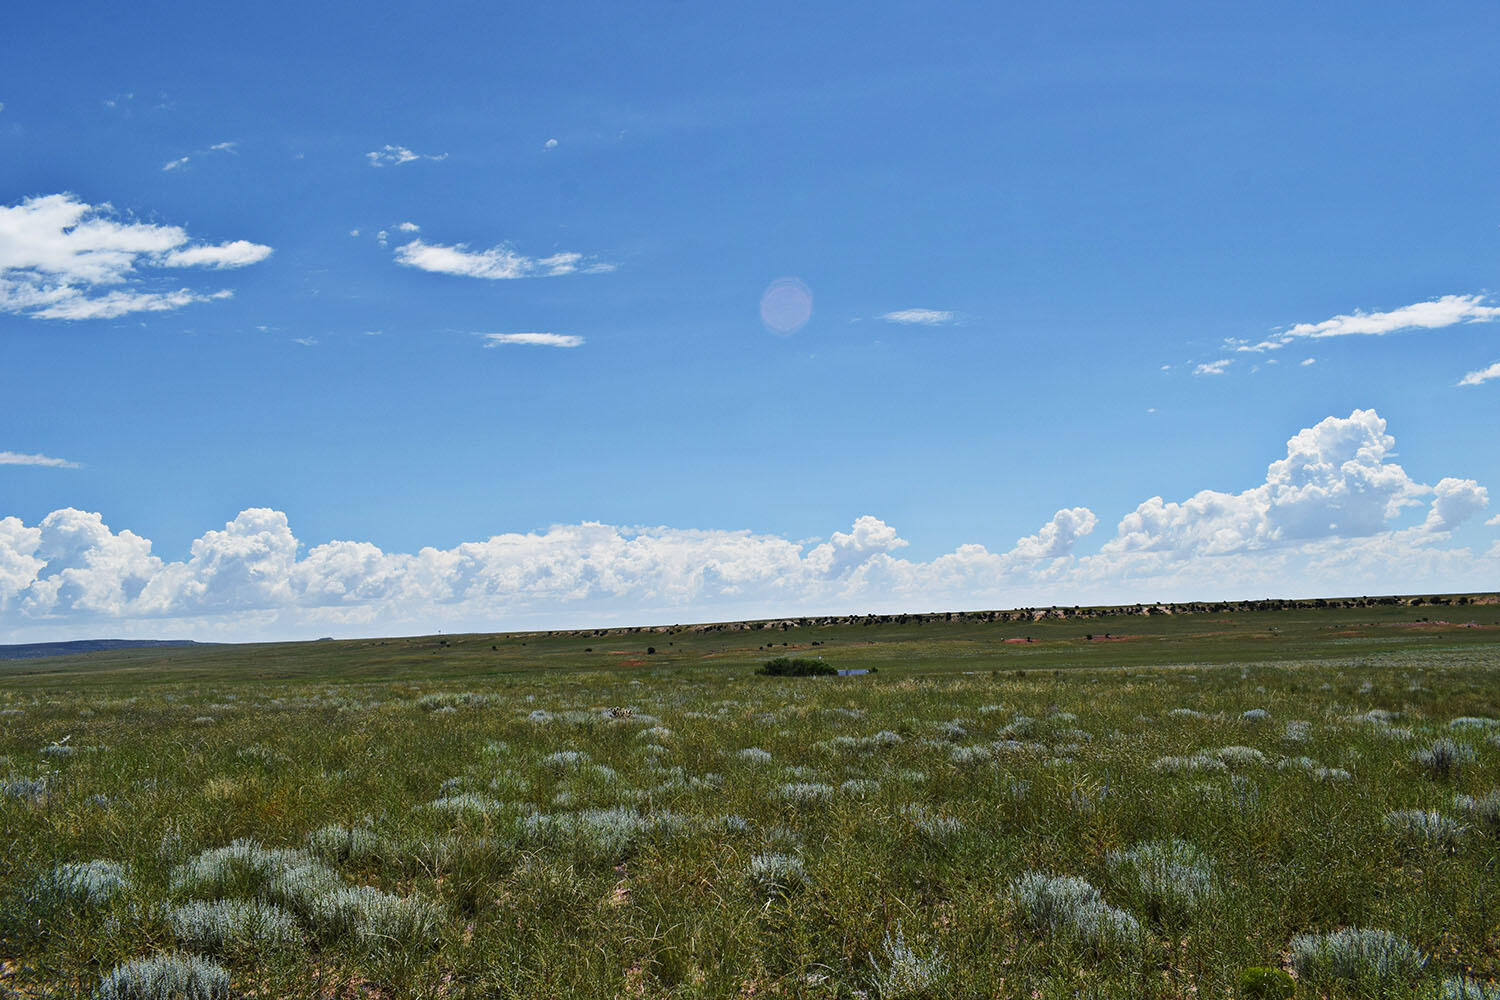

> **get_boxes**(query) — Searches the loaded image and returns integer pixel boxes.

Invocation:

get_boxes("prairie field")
[3,601,1500,999]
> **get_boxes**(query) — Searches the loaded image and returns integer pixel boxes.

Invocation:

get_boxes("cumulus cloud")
[1422,478,1489,534]
[544,138,558,150]
[0,451,79,468]
[1102,410,1427,561]
[1010,508,1097,560]
[482,333,583,348]
[805,516,908,577]
[394,238,604,280]
[1,410,1493,640]
[0,193,271,320]
[1194,360,1231,376]
[880,308,956,326]
[366,144,447,167]
[16,509,162,617]
[396,221,419,232]
[1231,294,1500,354]
[1457,361,1500,387]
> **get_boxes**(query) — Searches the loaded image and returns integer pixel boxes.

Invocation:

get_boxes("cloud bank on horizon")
[2,410,1492,642]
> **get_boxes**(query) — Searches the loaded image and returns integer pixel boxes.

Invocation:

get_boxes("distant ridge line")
[4,592,1494,653]
[481,591,1500,639]
[0,639,214,661]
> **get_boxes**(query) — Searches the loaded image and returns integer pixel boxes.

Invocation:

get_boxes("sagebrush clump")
[97,953,230,1000]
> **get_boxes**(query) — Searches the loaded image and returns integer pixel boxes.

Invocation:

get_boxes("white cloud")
[1487,514,1500,527]
[348,229,360,237]
[12,508,163,617]
[482,333,584,348]
[209,141,237,152]
[0,451,79,468]
[2,409,1492,640]
[160,240,273,269]
[366,144,447,167]
[1457,361,1500,387]
[1009,507,1097,560]
[1422,478,1488,534]
[1102,409,1426,560]
[1194,360,1231,376]
[544,138,558,150]
[805,515,908,577]
[26,288,233,321]
[1300,358,1316,366]
[292,337,317,346]
[1232,294,1500,353]
[0,193,271,320]
[880,308,955,326]
[394,239,599,280]
[162,157,190,172]
[396,221,420,232]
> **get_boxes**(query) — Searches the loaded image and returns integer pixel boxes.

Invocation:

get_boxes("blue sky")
[2,2,1498,641]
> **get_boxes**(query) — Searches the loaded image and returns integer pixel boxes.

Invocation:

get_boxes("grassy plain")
[2,598,1499,998]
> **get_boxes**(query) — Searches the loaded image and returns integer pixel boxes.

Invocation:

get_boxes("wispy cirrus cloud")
[1457,361,1500,387]
[0,450,79,468]
[394,237,611,280]
[366,144,447,167]
[1230,294,1500,354]
[482,333,583,348]
[880,308,956,325]
[0,194,272,320]
[162,141,240,174]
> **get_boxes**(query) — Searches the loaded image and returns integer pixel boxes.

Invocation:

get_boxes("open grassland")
[3,602,1500,998]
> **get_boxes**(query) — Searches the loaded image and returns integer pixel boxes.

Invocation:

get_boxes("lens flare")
[759,277,812,335]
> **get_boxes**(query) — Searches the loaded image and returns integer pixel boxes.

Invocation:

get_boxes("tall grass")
[0,647,1497,997]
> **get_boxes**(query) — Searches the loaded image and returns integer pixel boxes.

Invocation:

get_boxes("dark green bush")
[1237,967,1294,999]
[756,657,835,677]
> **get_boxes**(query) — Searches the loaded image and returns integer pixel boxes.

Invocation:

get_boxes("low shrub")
[1009,872,1139,951]
[868,925,949,997]
[97,953,230,1000]
[1288,927,1426,987]
[757,657,835,677]
[39,860,131,909]
[305,885,441,949]
[168,899,301,954]
[1383,809,1467,850]
[1107,839,1217,920]
[1414,738,1475,779]
[747,853,808,896]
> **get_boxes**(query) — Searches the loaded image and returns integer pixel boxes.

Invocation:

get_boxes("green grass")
[2,599,1499,997]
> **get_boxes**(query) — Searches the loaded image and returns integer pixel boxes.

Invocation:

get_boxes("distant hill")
[0,639,214,661]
